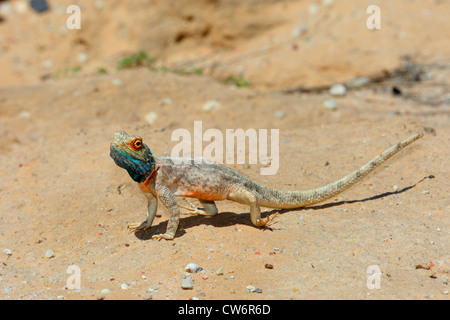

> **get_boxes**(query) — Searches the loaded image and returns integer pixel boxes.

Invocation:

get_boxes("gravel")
[181,273,193,290]
[329,83,347,96]
[44,249,54,258]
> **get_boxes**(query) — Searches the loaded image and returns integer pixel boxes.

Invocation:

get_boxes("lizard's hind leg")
[180,198,218,217]
[227,185,278,228]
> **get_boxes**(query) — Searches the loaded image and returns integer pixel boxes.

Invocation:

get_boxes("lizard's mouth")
[109,144,126,168]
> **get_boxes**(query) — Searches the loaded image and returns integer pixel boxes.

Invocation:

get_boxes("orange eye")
[132,139,143,150]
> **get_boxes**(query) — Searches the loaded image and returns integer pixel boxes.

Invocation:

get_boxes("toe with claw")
[179,198,206,216]
[262,212,279,231]
[151,233,174,241]
[127,221,151,233]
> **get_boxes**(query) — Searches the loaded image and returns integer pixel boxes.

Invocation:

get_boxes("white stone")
[77,52,88,63]
[185,263,203,273]
[145,112,158,125]
[323,99,337,111]
[329,83,347,96]
[45,250,54,258]
[202,100,221,112]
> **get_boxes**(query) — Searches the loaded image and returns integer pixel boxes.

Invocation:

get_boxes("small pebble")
[94,1,104,9]
[392,86,402,96]
[45,249,54,258]
[308,3,318,15]
[347,76,371,88]
[273,111,285,118]
[101,289,112,294]
[265,264,274,269]
[77,52,88,63]
[112,79,122,86]
[216,268,224,276]
[246,285,256,293]
[18,111,31,120]
[144,112,158,125]
[181,277,193,290]
[329,83,347,96]
[291,24,308,37]
[121,284,129,290]
[202,100,221,112]
[148,286,159,293]
[422,190,430,194]
[419,72,433,81]
[30,0,49,13]
[42,59,53,69]
[323,99,337,111]
[158,98,173,106]
[185,263,203,273]
[3,249,12,256]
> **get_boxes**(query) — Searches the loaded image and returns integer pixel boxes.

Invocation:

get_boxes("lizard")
[110,131,423,240]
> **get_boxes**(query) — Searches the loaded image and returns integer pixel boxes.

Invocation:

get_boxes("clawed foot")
[262,212,279,231]
[179,198,207,216]
[128,223,174,240]
[151,233,174,241]
[127,221,151,233]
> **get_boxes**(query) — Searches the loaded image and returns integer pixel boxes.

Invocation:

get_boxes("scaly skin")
[110,131,423,240]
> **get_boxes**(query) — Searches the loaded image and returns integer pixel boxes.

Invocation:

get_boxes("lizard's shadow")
[134,175,434,240]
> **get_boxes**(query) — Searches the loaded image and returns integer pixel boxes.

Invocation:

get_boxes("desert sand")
[0,0,448,300]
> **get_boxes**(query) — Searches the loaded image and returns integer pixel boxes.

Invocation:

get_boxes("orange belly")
[175,186,227,201]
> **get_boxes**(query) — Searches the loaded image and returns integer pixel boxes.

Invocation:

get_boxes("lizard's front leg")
[152,186,180,240]
[128,193,157,232]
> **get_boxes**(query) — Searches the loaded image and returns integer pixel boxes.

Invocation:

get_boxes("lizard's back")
[154,156,260,201]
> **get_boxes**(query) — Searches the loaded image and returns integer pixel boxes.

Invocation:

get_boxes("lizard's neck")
[117,152,155,183]
[138,166,159,194]
[128,170,146,183]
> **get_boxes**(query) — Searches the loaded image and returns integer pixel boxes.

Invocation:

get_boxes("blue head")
[110,131,155,183]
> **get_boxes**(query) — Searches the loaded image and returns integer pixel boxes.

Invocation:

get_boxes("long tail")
[256,133,423,209]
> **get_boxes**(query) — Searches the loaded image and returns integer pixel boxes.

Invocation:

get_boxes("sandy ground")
[0,0,449,300]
